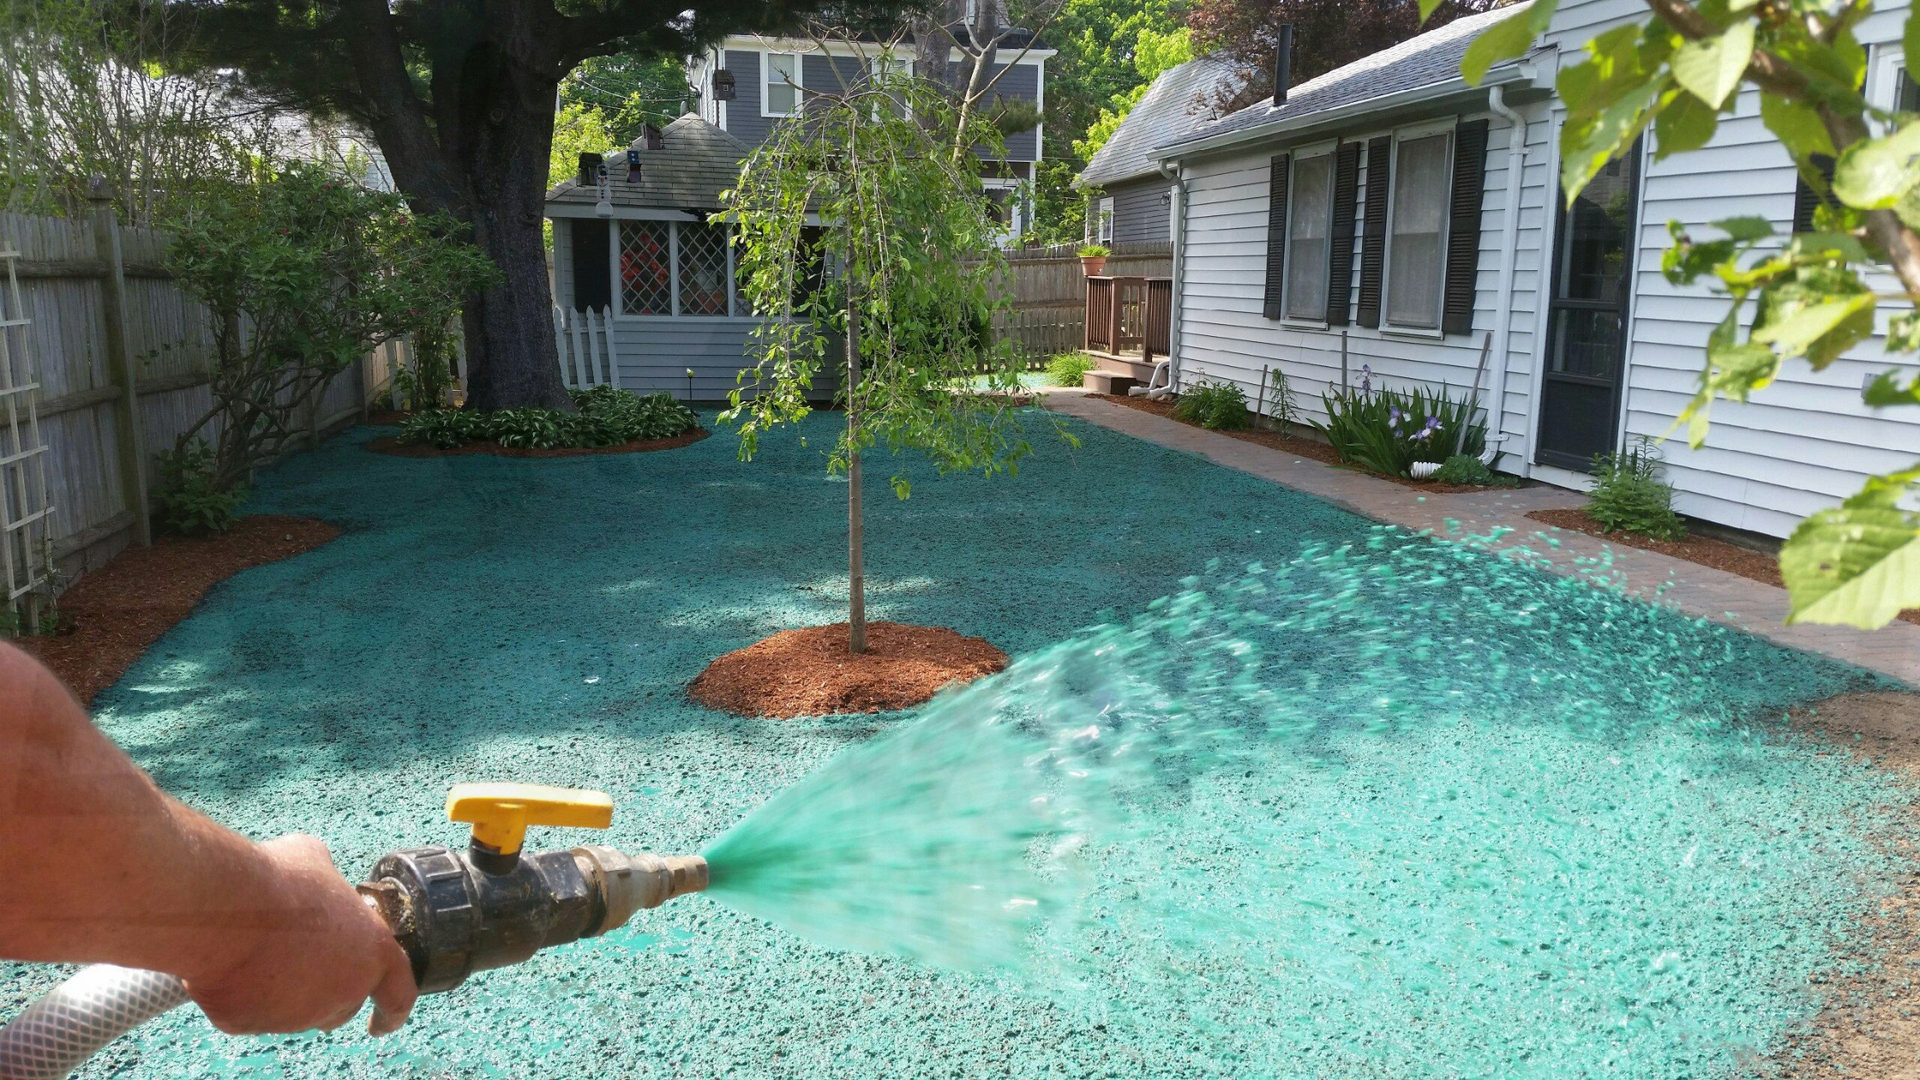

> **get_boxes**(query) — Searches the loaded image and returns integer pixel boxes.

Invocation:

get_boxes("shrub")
[155,442,246,536]
[1316,375,1487,478]
[1587,438,1685,540]
[1262,366,1300,431]
[1172,381,1252,430]
[1046,352,1095,387]
[1077,243,1111,258]
[399,389,698,450]
[1431,454,1495,485]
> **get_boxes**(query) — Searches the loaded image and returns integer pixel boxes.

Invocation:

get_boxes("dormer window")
[763,52,802,117]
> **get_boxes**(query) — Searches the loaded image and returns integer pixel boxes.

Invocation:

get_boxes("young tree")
[723,67,1064,653]
[153,0,921,411]
[1460,0,1920,629]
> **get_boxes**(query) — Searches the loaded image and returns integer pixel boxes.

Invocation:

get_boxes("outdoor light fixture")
[626,149,642,183]
[712,68,736,100]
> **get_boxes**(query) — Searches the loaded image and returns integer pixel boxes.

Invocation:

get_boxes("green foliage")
[1077,243,1111,258]
[1450,0,1920,626]
[1586,438,1685,542]
[1072,26,1193,161]
[723,71,1066,500]
[1172,381,1252,430]
[168,162,498,493]
[1262,365,1301,432]
[400,388,697,450]
[1316,375,1486,477]
[1432,454,1496,486]
[1047,353,1096,387]
[155,442,246,536]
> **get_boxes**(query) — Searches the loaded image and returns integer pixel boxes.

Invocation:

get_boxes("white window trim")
[761,51,803,118]
[610,221,746,320]
[1379,119,1455,337]
[1096,196,1114,243]
[983,177,1026,244]
[1868,44,1912,131]
[1280,140,1339,329]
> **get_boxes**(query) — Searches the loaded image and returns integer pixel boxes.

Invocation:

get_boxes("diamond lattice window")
[678,221,731,317]
[619,221,671,315]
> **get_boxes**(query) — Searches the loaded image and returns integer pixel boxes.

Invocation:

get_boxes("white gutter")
[1156,158,1188,397]
[1484,83,1528,472]
[1153,64,1536,164]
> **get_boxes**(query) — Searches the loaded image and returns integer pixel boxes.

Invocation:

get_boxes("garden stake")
[1454,332,1494,458]
[1340,332,1349,391]
[1256,364,1268,429]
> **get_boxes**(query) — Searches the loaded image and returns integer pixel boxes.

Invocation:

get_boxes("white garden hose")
[0,965,188,1080]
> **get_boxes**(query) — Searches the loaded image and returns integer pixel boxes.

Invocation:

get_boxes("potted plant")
[1078,243,1110,276]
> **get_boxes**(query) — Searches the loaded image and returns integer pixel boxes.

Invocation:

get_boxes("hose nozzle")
[574,846,708,936]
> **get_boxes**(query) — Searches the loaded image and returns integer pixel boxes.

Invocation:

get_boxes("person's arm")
[0,643,416,1036]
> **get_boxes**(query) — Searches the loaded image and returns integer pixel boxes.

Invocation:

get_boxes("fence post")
[88,179,150,547]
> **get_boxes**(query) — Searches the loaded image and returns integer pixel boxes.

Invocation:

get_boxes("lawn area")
[7,408,1910,1079]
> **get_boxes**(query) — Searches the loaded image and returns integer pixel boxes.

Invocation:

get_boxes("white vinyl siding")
[1385,131,1452,330]
[763,52,801,117]
[1283,151,1334,321]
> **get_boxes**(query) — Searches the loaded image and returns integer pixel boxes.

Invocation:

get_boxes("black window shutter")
[1441,119,1491,337]
[1263,154,1290,320]
[1357,136,1392,329]
[570,218,612,312]
[1792,154,1837,233]
[1325,142,1361,326]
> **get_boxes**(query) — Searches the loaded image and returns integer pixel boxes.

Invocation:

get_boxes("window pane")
[678,221,731,316]
[1284,154,1332,319]
[1900,67,1919,113]
[1387,133,1450,328]
[767,54,798,114]
[619,221,671,315]
[1558,152,1633,304]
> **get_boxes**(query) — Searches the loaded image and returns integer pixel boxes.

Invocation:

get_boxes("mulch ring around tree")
[1525,506,1920,627]
[16,515,340,704]
[689,621,1009,718]
[1089,394,1507,494]
[365,427,709,459]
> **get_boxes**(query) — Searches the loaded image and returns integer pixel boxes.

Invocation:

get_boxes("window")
[619,221,671,315]
[1283,152,1334,321]
[871,53,912,116]
[763,52,802,117]
[1384,131,1452,329]
[678,220,731,317]
[1095,197,1114,243]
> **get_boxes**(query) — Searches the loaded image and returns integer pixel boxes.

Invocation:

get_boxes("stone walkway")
[1047,392,1920,686]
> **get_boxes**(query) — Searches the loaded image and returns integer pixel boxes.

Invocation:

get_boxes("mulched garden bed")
[366,427,708,459]
[1089,394,1505,494]
[1526,506,1920,627]
[17,515,340,704]
[689,621,1008,718]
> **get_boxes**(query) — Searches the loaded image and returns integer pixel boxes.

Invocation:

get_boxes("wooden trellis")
[0,239,54,627]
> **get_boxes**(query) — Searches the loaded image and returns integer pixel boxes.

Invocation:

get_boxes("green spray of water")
[691,525,1907,1076]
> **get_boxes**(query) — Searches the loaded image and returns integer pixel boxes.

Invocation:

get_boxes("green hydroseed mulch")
[5,409,1908,1079]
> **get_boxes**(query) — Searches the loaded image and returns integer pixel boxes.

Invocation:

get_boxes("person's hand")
[180,834,417,1036]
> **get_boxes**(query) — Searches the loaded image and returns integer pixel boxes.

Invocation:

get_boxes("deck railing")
[1084,276,1172,363]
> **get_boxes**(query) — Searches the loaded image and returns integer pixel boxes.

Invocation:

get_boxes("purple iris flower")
[1359,364,1373,395]
[1388,406,1403,428]
[1411,415,1442,442]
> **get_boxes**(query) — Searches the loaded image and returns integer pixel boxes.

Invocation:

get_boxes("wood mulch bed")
[1525,506,1920,627]
[365,427,708,459]
[16,515,340,704]
[689,621,1008,718]
[1088,394,1505,494]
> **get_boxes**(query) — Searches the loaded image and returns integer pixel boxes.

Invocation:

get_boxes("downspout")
[1154,157,1188,398]
[1484,83,1528,471]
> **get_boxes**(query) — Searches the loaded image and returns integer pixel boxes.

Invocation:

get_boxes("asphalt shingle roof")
[1156,3,1532,158]
[1078,53,1245,188]
[546,114,749,211]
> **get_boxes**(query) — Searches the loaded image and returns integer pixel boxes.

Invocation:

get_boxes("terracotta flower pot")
[1081,256,1108,276]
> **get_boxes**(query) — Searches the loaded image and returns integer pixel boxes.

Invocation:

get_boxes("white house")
[1152,0,1919,540]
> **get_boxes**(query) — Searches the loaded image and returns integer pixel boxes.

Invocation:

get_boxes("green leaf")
[1908,7,1920,85]
[1671,22,1755,108]
[1833,122,1920,208]
[1711,215,1773,242]
[1560,77,1664,205]
[1463,8,1539,85]
[1864,370,1920,407]
[1782,471,1920,627]
[1655,89,1719,158]
[1759,93,1835,160]
[1751,292,1876,361]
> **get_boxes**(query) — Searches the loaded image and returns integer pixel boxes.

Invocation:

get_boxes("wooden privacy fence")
[2,203,409,587]
[987,241,1171,362]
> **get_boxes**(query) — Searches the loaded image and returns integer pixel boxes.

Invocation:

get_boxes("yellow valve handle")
[446,782,614,856]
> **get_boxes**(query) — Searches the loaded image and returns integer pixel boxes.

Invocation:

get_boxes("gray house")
[545,17,1053,397]
[1077,54,1243,245]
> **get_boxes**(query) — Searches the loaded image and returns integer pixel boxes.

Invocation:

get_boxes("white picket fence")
[554,306,618,390]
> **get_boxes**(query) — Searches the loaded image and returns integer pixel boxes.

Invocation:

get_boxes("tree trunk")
[846,287,867,655]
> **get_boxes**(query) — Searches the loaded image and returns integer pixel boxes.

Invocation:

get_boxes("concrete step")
[1083,369,1140,396]
[1085,354,1161,382]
